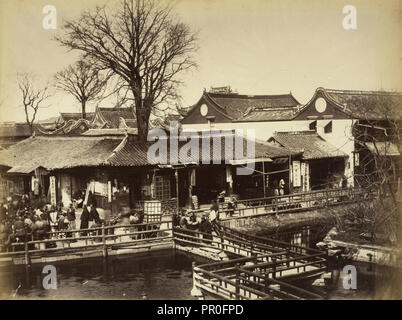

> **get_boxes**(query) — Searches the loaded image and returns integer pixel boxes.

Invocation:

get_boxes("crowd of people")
[0,193,235,253]
[0,194,106,252]
[176,200,221,242]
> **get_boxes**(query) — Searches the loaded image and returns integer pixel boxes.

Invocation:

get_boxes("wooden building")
[181,87,402,189]
[0,130,299,216]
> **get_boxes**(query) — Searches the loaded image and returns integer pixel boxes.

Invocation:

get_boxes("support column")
[262,162,266,198]
[175,169,179,215]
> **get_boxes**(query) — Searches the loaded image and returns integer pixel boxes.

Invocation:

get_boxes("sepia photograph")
[0,0,401,305]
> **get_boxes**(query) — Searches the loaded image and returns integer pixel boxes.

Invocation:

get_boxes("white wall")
[316,119,355,186]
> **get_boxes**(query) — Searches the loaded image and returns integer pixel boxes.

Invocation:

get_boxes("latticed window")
[154,175,171,200]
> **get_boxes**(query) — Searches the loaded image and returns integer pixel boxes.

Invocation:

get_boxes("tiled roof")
[0,123,34,137]
[237,108,298,121]
[97,107,136,128]
[106,138,152,167]
[269,131,348,160]
[318,88,402,120]
[206,92,300,121]
[106,133,298,167]
[121,119,137,128]
[0,132,298,171]
[60,112,95,123]
[365,142,400,156]
[82,128,138,136]
[1,136,122,172]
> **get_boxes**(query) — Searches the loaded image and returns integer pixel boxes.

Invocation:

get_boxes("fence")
[0,217,174,264]
[217,187,373,220]
[187,224,327,300]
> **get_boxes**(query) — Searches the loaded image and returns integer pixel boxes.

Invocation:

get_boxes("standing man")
[67,203,77,239]
[66,203,76,231]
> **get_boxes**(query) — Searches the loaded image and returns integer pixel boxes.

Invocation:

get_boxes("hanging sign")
[49,176,56,205]
[190,168,196,186]
[108,181,112,203]
[292,160,301,187]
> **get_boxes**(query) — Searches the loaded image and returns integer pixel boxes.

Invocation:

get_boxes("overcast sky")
[0,0,400,122]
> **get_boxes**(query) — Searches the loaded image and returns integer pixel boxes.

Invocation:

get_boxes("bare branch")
[54,0,198,140]
[54,58,112,119]
[17,73,50,133]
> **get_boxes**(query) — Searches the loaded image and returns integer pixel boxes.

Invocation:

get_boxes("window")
[309,120,317,131]
[154,175,171,200]
[324,121,332,133]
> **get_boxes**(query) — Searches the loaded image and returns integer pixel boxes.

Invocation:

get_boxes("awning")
[7,164,47,175]
[365,142,400,156]
[157,163,197,169]
[272,157,289,164]
[229,157,272,165]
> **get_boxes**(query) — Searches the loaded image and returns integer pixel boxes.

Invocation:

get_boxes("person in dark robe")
[199,213,213,244]
[80,205,90,236]
[89,205,101,226]
[13,216,26,243]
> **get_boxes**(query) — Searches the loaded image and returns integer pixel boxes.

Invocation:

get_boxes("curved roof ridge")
[104,134,129,163]
[202,92,234,120]
[323,88,402,95]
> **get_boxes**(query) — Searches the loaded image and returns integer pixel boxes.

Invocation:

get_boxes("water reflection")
[0,239,397,300]
[0,250,206,300]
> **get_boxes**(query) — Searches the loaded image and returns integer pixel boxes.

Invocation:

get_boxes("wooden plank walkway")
[174,225,328,300]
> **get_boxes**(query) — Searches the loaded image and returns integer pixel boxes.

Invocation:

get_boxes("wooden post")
[175,169,179,215]
[102,224,108,258]
[272,257,276,279]
[262,161,266,198]
[275,197,278,214]
[220,234,224,251]
[288,155,292,194]
[24,241,31,266]
[235,263,240,299]
[264,270,269,292]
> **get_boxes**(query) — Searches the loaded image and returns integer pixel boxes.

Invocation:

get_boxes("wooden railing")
[188,227,327,300]
[216,224,325,256]
[0,217,174,264]
[193,261,325,300]
[217,187,373,220]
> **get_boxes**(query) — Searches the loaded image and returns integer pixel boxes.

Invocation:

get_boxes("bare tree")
[17,73,50,134]
[352,93,402,203]
[55,0,198,140]
[55,59,111,119]
[328,92,402,245]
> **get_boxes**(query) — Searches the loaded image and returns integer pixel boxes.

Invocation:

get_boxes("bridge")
[174,224,327,300]
[0,187,374,299]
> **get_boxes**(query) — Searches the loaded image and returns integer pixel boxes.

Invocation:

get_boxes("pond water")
[0,250,207,300]
[0,248,397,300]
[0,224,399,300]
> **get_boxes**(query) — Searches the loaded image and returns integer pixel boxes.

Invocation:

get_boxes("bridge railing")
[173,227,281,258]
[193,264,271,300]
[216,224,325,256]
[193,254,326,300]
[218,187,373,220]
[0,218,174,262]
